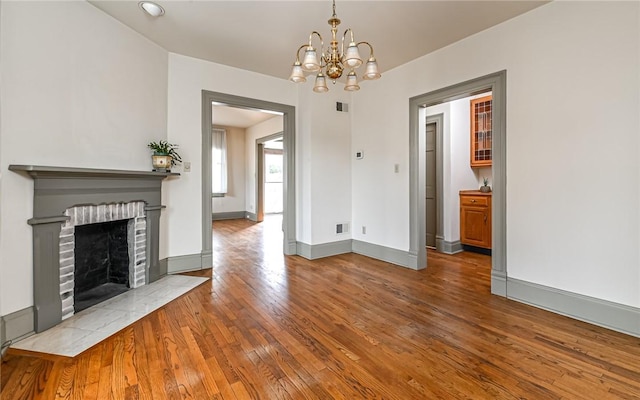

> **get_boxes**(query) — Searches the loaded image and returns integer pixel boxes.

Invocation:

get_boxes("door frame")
[409,70,507,295]
[255,132,284,222]
[202,91,296,256]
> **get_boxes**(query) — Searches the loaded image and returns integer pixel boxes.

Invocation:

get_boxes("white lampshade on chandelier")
[289,0,381,93]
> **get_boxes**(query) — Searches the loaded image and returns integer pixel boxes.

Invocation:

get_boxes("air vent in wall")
[336,223,349,234]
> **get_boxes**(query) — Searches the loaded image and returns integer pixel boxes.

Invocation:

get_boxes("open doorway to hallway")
[409,71,506,296]
[210,104,282,217]
[201,91,297,263]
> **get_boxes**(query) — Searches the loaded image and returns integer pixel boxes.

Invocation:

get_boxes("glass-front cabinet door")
[470,95,492,168]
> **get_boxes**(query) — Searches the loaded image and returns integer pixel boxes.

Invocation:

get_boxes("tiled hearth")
[12,274,208,357]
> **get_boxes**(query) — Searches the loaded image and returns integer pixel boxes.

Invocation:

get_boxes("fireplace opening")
[74,219,131,313]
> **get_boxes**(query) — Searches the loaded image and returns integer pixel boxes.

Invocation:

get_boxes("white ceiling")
[212,105,280,128]
[88,0,547,128]
[88,0,548,81]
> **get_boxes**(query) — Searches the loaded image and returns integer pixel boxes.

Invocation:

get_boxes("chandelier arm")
[308,31,324,48]
[294,44,308,62]
[356,41,375,57]
[340,28,356,58]
[308,31,326,60]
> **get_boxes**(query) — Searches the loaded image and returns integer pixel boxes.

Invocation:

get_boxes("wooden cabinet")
[470,95,492,168]
[460,190,491,249]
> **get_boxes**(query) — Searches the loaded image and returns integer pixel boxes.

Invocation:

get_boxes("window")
[212,128,227,196]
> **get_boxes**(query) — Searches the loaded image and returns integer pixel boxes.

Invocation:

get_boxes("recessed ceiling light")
[138,1,165,17]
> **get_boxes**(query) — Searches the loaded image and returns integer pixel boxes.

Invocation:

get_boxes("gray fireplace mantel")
[9,164,179,179]
[9,164,178,333]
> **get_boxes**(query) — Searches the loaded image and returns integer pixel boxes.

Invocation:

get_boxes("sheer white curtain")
[212,128,228,196]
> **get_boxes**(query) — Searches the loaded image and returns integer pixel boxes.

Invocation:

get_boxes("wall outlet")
[184,161,191,172]
[394,163,399,173]
[362,226,366,234]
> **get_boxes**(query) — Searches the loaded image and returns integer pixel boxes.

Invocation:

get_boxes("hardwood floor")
[2,215,640,399]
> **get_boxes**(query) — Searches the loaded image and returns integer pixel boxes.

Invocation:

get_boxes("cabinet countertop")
[459,190,492,196]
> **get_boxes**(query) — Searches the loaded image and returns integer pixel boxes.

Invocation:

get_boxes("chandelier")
[288,0,381,92]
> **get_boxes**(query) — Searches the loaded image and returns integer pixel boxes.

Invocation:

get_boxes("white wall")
[291,79,353,246]
[166,54,297,260]
[0,1,168,316]
[352,1,640,307]
[211,126,246,214]
[245,116,284,215]
[308,87,352,244]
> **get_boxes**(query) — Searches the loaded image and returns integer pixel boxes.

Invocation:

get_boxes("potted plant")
[147,140,182,172]
[480,177,491,193]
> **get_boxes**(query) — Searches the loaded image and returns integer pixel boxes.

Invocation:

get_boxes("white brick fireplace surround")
[59,202,147,320]
[7,165,177,335]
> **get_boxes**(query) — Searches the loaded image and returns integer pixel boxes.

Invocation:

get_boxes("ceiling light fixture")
[289,0,381,93]
[138,1,165,17]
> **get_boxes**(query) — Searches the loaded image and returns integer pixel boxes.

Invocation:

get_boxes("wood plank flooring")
[2,215,640,399]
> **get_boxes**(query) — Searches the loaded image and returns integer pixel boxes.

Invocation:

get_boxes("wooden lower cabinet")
[460,190,491,249]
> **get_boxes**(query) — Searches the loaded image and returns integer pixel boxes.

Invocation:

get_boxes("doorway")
[263,141,284,215]
[409,71,506,296]
[201,91,296,259]
[255,133,284,222]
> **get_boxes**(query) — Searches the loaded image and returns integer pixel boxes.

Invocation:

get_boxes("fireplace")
[9,165,176,333]
[58,202,148,318]
[74,219,130,312]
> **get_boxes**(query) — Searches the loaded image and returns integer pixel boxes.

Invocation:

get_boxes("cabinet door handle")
[484,214,487,223]
[470,199,476,203]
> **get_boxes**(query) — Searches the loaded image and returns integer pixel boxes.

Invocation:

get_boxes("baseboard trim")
[212,211,246,221]
[166,253,205,273]
[295,239,417,270]
[352,240,415,269]
[1,307,35,344]
[246,212,258,222]
[201,249,213,269]
[438,239,463,255]
[406,250,422,270]
[491,270,507,296]
[507,278,640,338]
[296,240,352,260]
[285,239,297,256]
